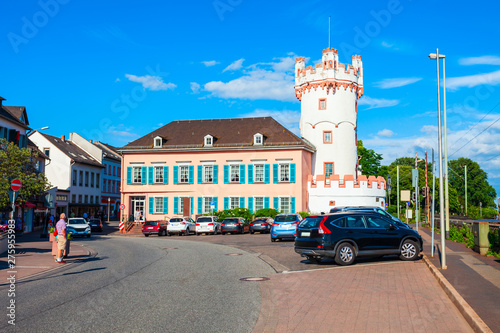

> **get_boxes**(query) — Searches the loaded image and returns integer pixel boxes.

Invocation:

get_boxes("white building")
[296,48,386,213]
[29,131,104,217]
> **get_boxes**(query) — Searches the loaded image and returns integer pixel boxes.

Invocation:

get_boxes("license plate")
[302,231,310,237]
[254,224,261,226]
[148,227,153,229]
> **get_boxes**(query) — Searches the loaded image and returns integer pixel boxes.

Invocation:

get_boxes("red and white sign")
[119,221,125,230]
[11,179,21,192]
[119,204,126,210]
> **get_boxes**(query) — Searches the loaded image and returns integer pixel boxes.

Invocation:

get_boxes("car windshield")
[170,218,183,222]
[89,219,100,223]
[298,217,323,228]
[197,217,212,222]
[253,219,267,223]
[224,218,238,222]
[329,208,342,213]
[144,221,158,226]
[274,215,298,223]
[69,219,87,225]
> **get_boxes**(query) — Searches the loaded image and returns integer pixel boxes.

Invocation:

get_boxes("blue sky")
[1,0,500,201]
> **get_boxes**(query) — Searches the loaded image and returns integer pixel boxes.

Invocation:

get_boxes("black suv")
[329,206,410,228]
[295,212,422,265]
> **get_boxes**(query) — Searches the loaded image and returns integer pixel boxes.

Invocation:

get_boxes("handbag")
[53,229,58,237]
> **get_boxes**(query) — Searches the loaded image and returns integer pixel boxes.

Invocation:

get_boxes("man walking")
[56,213,67,264]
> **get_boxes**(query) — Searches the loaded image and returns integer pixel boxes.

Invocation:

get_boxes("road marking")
[16,266,51,269]
[282,260,410,274]
[459,255,500,289]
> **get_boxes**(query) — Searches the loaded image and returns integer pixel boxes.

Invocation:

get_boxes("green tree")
[448,157,497,208]
[357,140,382,176]
[0,139,51,210]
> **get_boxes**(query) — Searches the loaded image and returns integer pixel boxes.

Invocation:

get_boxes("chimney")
[89,139,93,144]
[61,135,65,141]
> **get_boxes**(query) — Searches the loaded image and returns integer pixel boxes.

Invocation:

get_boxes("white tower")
[295,48,363,180]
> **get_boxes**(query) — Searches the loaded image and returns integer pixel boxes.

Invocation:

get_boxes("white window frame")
[203,165,213,183]
[204,135,213,147]
[154,197,163,214]
[132,166,142,184]
[279,163,290,182]
[254,164,264,183]
[229,196,240,209]
[279,197,291,214]
[230,164,240,183]
[253,133,263,145]
[153,136,162,148]
[154,166,164,183]
[203,197,214,214]
[324,131,332,143]
[254,196,264,211]
[179,165,189,183]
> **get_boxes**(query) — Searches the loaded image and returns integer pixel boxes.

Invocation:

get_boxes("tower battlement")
[295,49,363,101]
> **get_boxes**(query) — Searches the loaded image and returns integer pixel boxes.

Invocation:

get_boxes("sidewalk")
[419,226,500,332]
[0,231,92,283]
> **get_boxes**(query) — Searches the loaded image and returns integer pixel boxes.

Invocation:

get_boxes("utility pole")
[431,149,436,257]
[425,151,429,224]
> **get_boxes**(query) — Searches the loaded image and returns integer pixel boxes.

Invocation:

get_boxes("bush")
[448,224,474,248]
[254,208,279,218]
[297,211,310,218]
[467,206,498,219]
[212,208,253,223]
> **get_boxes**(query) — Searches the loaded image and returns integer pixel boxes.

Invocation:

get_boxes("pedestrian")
[55,213,67,264]
[134,208,141,224]
[83,211,88,221]
[70,210,75,218]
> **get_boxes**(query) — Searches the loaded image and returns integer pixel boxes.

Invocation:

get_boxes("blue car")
[271,214,303,242]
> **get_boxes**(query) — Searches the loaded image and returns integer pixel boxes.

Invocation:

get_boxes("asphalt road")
[0,235,274,333]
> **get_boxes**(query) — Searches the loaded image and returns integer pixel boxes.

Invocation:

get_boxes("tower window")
[323,131,332,144]
[325,163,333,177]
[319,98,326,110]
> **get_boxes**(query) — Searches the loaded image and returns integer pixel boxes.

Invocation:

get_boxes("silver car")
[167,217,196,236]
[195,216,220,235]
[66,218,91,238]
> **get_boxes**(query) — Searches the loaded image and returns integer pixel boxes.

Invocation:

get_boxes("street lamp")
[107,197,110,224]
[429,49,447,269]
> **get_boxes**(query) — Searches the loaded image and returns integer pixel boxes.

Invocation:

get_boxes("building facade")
[94,141,121,217]
[120,117,314,222]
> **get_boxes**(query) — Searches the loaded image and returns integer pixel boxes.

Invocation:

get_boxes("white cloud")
[190,82,201,94]
[459,56,500,66]
[239,109,301,136]
[447,70,500,91]
[377,129,394,137]
[357,96,399,109]
[107,125,138,142]
[223,58,245,72]
[202,60,219,67]
[125,74,176,91]
[374,77,422,89]
[420,125,438,133]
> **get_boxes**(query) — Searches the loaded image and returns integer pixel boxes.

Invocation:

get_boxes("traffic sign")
[119,204,126,210]
[11,179,21,191]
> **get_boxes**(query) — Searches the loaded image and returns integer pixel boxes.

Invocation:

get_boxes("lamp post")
[107,197,110,224]
[429,49,447,269]
[464,165,468,216]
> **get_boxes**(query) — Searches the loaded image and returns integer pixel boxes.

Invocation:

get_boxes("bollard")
[472,222,490,255]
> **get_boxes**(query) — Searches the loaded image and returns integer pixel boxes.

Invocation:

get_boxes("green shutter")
[224,197,229,210]
[240,164,245,184]
[273,197,279,211]
[174,197,179,214]
[126,167,132,185]
[273,164,278,183]
[264,197,270,209]
[248,165,253,184]
[163,166,169,184]
[198,197,203,214]
[189,165,194,184]
[248,197,254,213]
[190,197,194,214]
[197,165,203,183]
[148,166,153,184]
[264,164,270,183]
[214,197,218,211]
[142,167,147,185]
[223,165,229,184]
[163,197,168,214]
[173,166,178,184]
[291,197,296,213]
[290,163,296,183]
[213,165,218,183]
[239,197,244,208]
[149,197,154,214]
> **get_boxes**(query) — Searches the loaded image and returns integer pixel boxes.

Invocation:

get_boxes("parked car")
[249,217,273,234]
[195,216,220,235]
[270,213,302,242]
[294,212,423,265]
[88,219,103,232]
[66,218,91,238]
[167,217,196,236]
[329,206,410,228]
[221,217,248,234]
[142,221,168,237]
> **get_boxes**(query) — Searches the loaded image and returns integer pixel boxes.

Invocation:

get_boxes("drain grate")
[240,277,270,282]
[225,253,243,256]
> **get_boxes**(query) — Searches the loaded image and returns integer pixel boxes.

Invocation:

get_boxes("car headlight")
[86,226,91,231]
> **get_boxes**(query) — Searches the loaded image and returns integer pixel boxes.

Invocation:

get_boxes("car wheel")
[335,243,356,266]
[271,238,276,242]
[196,233,200,236]
[87,235,91,238]
[144,234,149,237]
[400,240,419,261]
[250,231,254,234]
[221,232,225,235]
[306,255,321,264]
[162,229,167,236]
[185,228,190,236]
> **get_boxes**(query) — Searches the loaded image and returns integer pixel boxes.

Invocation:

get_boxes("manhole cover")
[240,277,270,282]
[225,253,243,256]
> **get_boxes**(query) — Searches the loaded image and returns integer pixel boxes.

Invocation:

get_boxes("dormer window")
[254,133,263,146]
[153,136,162,148]
[204,135,213,147]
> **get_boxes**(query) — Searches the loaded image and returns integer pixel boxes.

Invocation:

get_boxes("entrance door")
[132,197,146,222]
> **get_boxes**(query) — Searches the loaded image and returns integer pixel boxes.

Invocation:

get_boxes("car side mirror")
[388,224,396,230]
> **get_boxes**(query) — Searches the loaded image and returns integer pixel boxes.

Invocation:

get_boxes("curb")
[422,254,493,333]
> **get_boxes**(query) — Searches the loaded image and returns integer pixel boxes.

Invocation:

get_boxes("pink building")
[120,117,314,222]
